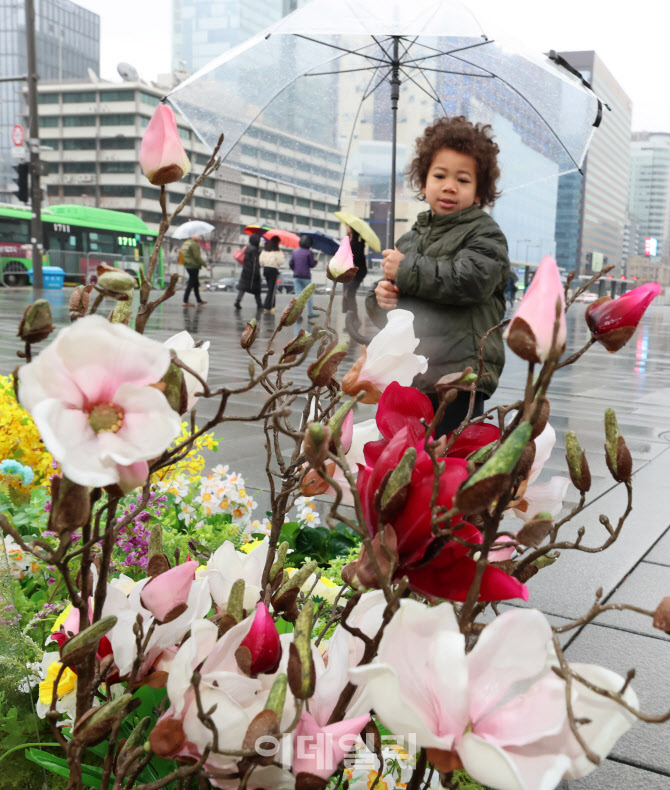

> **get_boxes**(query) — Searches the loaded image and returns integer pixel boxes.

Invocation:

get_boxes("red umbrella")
[244,225,300,249]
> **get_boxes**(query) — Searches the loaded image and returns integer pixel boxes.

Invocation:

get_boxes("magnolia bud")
[48,476,91,535]
[516,514,553,547]
[307,341,348,387]
[227,578,246,622]
[69,285,93,321]
[241,319,258,349]
[98,269,138,294]
[160,362,187,414]
[288,600,315,699]
[279,283,317,327]
[303,422,332,468]
[17,299,54,343]
[276,561,319,600]
[264,673,288,718]
[565,431,591,492]
[269,541,290,583]
[281,329,315,363]
[74,693,133,746]
[653,598,670,633]
[377,447,416,520]
[456,422,533,513]
[604,408,632,483]
[61,615,117,665]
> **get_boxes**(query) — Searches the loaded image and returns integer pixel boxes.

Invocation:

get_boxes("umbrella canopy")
[167,0,602,246]
[333,211,382,253]
[170,220,215,239]
[245,225,301,248]
[298,230,340,255]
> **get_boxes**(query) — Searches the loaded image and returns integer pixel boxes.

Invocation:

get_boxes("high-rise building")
[172,0,285,75]
[627,132,670,262]
[554,51,632,277]
[0,0,99,202]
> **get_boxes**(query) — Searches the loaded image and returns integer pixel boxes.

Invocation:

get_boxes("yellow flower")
[367,772,388,790]
[240,539,265,554]
[51,604,72,633]
[238,488,247,497]
[38,662,77,705]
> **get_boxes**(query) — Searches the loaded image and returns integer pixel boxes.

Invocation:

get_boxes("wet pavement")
[2,285,670,788]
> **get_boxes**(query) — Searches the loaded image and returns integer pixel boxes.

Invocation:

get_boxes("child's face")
[421,148,479,215]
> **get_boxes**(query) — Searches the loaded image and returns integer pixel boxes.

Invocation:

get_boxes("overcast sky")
[75,0,670,132]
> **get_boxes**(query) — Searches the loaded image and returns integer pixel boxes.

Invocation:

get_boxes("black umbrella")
[298,230,340,255]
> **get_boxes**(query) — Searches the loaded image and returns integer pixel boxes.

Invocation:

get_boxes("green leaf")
[326,533,357,559]
[295,528,328,560]
[275,617,294,634]
[25,748,106,788]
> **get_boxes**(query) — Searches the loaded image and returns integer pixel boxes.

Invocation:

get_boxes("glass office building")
[0,0,99,202]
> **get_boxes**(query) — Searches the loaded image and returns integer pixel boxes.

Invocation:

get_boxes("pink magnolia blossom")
[342,310,428,404]
[327,236,358,282]
[140,103,191,186]
[586,282,662,352]
[238,602,282,675]
[102,568,211,678]
[505,256,567,364]
[140,560,199,623]
[18,315,181,492]
[292,711,370,780]
[350,601,637,790]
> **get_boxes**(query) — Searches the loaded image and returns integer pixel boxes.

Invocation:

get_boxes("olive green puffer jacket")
[365,206,509,397]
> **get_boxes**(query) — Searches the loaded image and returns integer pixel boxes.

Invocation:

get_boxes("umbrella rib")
[447,52,583,171]
[305,65,384,77]
[398,65,443,106]
[406,65,495,79]
[401,36,494,67]
[362,66,394,101]
[337,66,381,205]
[293,33,388,65]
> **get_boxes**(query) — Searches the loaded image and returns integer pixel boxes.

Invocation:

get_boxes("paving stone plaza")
[1,285,670,789]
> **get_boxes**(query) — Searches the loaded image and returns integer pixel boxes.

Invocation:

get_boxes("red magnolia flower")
[446,422,501,458]
[355,384,527,602]
[586,282,662,352]
[237,602,282,675]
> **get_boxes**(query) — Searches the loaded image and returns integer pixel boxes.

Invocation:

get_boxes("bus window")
[0,217,30,243]
[87,231,117,254]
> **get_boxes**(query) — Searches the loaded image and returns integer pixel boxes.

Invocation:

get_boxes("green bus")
[0,203,164,287]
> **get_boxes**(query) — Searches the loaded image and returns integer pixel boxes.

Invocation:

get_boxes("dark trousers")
[263,268,279,309]
[342,280,361,316]
[235,288,262,308]
[183,267,202,304]
[428,390,487,439]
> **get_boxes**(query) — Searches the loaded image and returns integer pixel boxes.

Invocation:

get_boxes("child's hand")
[382,247,404,282]
[375,279,400,310]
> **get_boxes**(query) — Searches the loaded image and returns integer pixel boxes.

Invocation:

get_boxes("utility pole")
[25,0,43,290]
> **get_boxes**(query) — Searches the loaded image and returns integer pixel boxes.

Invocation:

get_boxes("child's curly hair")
[408,116,501,208]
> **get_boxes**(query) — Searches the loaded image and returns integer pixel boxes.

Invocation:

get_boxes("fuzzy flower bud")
[140,104,191,186]
[307,341,348,387]
[565,431,591,492]
[604,408,632,483]
[240,319,258,349]
[17,299,54,343]
[279,283,317,327]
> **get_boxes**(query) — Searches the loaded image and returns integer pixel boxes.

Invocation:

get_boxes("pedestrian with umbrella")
[367,116,510,438]
[234,232,263,311]
[180,234,209,307]
[260,235,284,313]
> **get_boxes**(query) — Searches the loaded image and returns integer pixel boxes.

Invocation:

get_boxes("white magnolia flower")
[342,309,428,404]
[19,316,181,492]
[203,538,269,612]
[164,331,210,411]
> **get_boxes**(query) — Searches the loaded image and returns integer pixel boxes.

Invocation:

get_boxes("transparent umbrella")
[166,0,603,246]
[170,220,216,239]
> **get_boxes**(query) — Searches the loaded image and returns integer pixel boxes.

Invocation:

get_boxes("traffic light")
[13,162,29,203]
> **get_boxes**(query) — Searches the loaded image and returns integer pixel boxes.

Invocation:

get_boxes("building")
[0,0,99,202]
[31,78,342,262]
[627,132,670,266]
[554,51,632,277]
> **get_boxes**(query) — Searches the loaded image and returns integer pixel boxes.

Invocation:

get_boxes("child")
[366,116,510,438]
